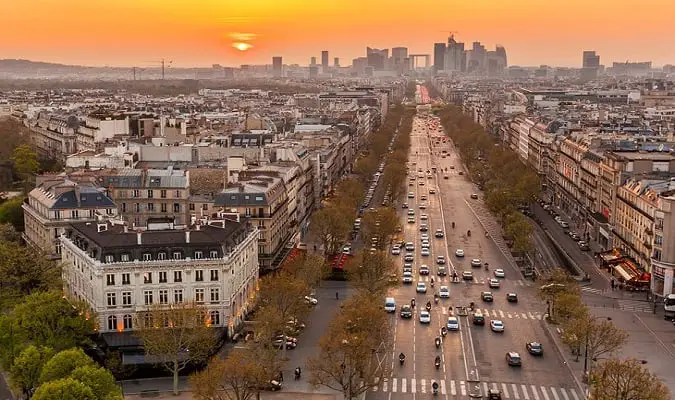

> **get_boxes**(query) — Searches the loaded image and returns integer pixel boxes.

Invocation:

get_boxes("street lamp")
[583,316,612,380]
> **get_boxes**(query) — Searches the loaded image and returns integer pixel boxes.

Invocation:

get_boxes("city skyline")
[1,0,674,68]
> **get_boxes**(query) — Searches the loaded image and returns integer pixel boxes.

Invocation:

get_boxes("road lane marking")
[522,313,528,319]
[411,378,416,393]
[530,385,540,400]
[372,377,379,391]
[401,378,406,393]
[521,384,530,400]
[536,314,543,320]
[539,387,550,400]
[559,388,570,400]
[502,383,510,398]
[507,313,512,318]
[383,378,388,392]
[450,380,456,395]
[391,378,397,393]
[460,381,466,396]
[482,382,489,396]
[483,309,490,317]
[550,387,561,400]
[528,312,536,319]
[500,310,505,318]
[440,380,446,395]
[569,389,580,400]
[512,383,520,399]
[420,379,426,394]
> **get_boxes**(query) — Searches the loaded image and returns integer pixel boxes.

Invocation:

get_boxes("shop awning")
[613,265,635,281]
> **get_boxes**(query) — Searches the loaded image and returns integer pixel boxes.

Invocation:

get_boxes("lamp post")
[583,316,612,390]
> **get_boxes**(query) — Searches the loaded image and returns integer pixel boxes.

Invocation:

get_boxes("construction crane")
[439,31,459,41]
[131,67,145,81]
[146,59,173,80]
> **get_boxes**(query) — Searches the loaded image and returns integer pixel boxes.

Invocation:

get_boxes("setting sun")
[233,42,253,51]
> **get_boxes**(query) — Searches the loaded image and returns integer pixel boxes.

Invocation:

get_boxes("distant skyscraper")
[309,65,319,79]
[272,56,282,77]
[321,51,329,67]
[334,57,340,67]
[310,56,317,66]
[582,51,600,68]
[444,35,465,72]
[433,43,446,73]
[392,47,408,72]
[366,47,388,70]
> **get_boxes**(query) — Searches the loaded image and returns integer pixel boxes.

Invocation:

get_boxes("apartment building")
[99,167,190,227]
[215,175,290,271]
[77,113,130,152]
[30,111,78,162]
[59,217,259,338]
[22,176,116,259]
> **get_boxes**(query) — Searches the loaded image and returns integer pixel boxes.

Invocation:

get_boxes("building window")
[159,289,168,304]
[202,204,208,211]
[174,203,180,212]
[105,255,114,263]
[144,273,152,284]
[175,190,181,198]
[121,254,130,262]
[173,251,182,260]
[194,251,203,259]
[195,288,205,303]
[157,252,166,260]
[132,190,140,198]
[210,270,219,281]
[122,203,127,212]
[174,289,184,304]
[135,203,140,212]
[106,293,117,307]
[195,270,204,282]
[655,235,663,245]
[209,310,220,325]
[189,203,195,211]
[174,271,182,282]
[123,314,133,329]
[159,271,167,283]
[161,190,167,199]
[143,313,153,328]
[161,203,167,213]
[71,210,79,218]
[143,253,152,261]
[122,291,132,306]
[107,315,118,331]
[148,190,154,198]
[122,273,131,285]
[209,250,218,258]
[210,288,220,302]
[147,203,155,211]
[144,291,153,305]
[106,274,115,286]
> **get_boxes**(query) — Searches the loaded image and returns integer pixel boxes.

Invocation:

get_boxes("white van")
[384,297,396,313]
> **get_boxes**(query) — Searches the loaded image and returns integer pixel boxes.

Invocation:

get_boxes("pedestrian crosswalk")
[437,307,544,320]
[416,276,531,287]
[372,377,581,399]
[580,286,605,295]
[618,299,654,313]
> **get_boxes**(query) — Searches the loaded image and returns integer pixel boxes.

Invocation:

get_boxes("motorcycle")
[441,327,448,337]
[434,356,441,369]
[426,302,432,312]
[411,298,416,308]
[485,262,489,271]
[452,221,455,229]
[435,337,441,348]
[467,230,471,237]
[434,296,439,304]
[399,353,405,366]
[432,381,439,395]
[469,302,475,311]
[485,231,489,237]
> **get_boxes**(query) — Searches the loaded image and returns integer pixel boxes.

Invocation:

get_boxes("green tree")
[0,222,21,242]
[39,348,95,384]
[69,365,123,400]
[0,196,25,231]
[335,178,364,212]
[9,345,54,398]
[382,162,407,203]
[0,242,62,308]
[134,302,217,395]
[0,315,20,369]
[9,291,95,352]
[309,205,351,256]
[31,378,96,400]
[344,249,396,295]
[590,358,670,400]
[190,350,267,400]
[562,315,628,375]
[11,144,40,193]
[353,155,378,186]
[505,212,533,254]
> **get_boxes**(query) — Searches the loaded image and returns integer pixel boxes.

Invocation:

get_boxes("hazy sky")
[2,0,674,68]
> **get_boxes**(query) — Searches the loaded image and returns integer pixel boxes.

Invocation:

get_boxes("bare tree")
[590,358,670,400]
[134,302,216,395]
[361,207,399,250]
[344,249,396,295]
[309,206,351,256]
[190,349,267,400]
[563,315,628,375]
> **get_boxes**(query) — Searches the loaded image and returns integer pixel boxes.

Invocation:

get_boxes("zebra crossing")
[438,307,544,320]
[372,377,582,399]
[580,286,605,295]
[416,275,531,287]
[617,299,654,313]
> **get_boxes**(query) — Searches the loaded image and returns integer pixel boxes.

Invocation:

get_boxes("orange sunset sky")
[1,0,674,68]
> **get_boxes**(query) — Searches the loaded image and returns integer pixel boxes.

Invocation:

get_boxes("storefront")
[651,261,675,298]
[597,249,650,291]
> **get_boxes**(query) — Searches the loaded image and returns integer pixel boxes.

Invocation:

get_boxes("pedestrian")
[611,279,615,291]
[278,371,284,382]
[313,244,317,252]
[335,291,339,300]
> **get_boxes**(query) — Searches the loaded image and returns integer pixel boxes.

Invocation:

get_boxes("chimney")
[137,232,142,245]
[185,230,191,243]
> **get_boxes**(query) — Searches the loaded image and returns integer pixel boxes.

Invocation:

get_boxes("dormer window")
[105,255,114,263]
[194,251,203,259]
[143,253,152,261]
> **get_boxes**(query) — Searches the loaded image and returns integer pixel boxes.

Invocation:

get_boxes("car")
[455,249,465,257]
[420,233,430,241]
[450,165,455,169]
[419,265,430,275]
[560,221,570,228]
[420,214,428,221]
[429,189,436,194]
[342,245,351,254]
[416,282,427,293]
[407,209,415,216]
[578,241,590,251]
[462,270,474,280]
[444,175,449,179]
[488,278,501,288]
[400,305,413,318]
[407,216,415,224]
[439,286,450,298]
[436,255,446,264]
[408,192,415,198]
[526,342,544,356]
[506,352,522,366]
[402,203,409,209]
[273,338,297,349]
[421,248,430,256]
[506,293,518,303]
[437,265,447,276]
[419,203,427,209]
[402,271,413,284]
[472,310,485,325]
[568,231,581,241]
[470,193,479,199]
[458,171,464,175]
[419,310,431,324]
[420,195,427,201]
[254,380,283,392]
[490,320,505,332]
[419,224,428,232]
[471,259,482,267]
[405,242,415,251]
[494,269,505,278]
[421,239,430,248]
[304,296,318,305]
[404,252,415,261]
[446,316,459,330]
[403,261,413,269]
[418,181,425,186]
[435,229,444,238]
[391,245,401,255]
[481,291,494,302]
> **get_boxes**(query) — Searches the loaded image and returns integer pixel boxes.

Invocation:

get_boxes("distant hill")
[0,59,94,72]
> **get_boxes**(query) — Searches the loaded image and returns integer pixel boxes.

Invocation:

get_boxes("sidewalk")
[125,391,340,400]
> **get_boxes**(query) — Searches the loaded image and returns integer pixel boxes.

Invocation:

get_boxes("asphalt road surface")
[368,106,582,400]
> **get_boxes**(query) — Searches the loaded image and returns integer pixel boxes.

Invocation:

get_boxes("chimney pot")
[185,231,191,243]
